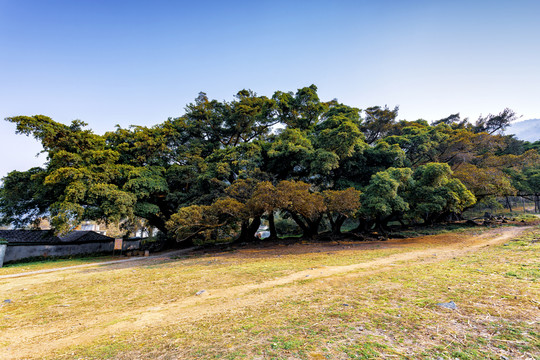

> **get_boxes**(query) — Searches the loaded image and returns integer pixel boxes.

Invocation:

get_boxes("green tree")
[361,105,399,144]
[4,88,519,245]
[474,108,518,135]
[2,116,137,234]
[359,168,412,233]
[273,85,326,131]
[511,166,540,212]
[407,163,475,224]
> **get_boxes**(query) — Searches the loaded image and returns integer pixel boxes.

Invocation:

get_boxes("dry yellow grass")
[0,226,538,359]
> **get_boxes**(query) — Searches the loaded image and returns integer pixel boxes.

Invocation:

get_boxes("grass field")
[0,225,538,359]
[0,255,123,276]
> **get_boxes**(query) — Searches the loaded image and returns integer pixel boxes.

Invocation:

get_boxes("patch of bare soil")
[0,226,531,360]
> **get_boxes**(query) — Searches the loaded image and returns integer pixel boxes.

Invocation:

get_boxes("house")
[0,230,141,265]
[0,229,60,245]
[60,231,116,243]
[75,221,107,235]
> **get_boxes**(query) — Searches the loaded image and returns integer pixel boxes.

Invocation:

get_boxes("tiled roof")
[60,231,114,243]
[0,230,61,244]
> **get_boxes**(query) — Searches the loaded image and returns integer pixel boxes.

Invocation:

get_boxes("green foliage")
[265,128,316,180]
[5,115,104,156]
[273,84,326,130]
[314,111,363,159]
[407,163,475,223]
[361,105,399,144]
[3,86,528,242]
[361,167,412,220]
[338,141,405,189]
[385,122,449,166]
[0,167,57,227]
[511,166,540,195]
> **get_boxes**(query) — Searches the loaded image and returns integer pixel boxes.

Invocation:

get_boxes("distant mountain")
[506,118,540,142]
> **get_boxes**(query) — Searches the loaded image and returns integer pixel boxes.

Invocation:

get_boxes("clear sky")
[1,0,539,178]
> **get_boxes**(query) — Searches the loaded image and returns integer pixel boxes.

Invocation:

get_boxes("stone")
[195,290,206,296]
[436,301,457,310]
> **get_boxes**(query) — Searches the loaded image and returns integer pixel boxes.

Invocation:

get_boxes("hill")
[506,118,540,142]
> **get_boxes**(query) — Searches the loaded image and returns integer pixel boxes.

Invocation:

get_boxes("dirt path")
[0,226,530,360]
[0,247,197,280]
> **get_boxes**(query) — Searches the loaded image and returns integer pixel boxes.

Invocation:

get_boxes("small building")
[77,222,106,234]
[60,230,116,244]
[0,230,141,264]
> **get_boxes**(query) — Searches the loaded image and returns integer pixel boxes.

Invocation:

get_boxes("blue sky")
[1,0,539,178]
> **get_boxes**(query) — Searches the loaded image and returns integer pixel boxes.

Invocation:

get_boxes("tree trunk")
[451,212,464,221]
[352,218,368,233]
[289,212,310,237]
[305,215,323,238]
[154,222,194,250]
[374,218,388,236]
[505,196,513,213]
[330,214,346,235]
[423,212,439,226]
[379,216,391,234]
[290,212,322,239]
[268,211,278,239]
[235,216,261,243]
[165,231,194,249]
[328,213,335,231]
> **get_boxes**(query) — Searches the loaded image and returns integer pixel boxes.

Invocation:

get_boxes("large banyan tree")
[1,85,538,245]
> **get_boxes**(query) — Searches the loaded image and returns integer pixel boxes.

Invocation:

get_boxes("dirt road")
[0,247,197,280]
